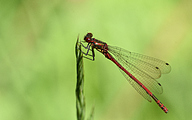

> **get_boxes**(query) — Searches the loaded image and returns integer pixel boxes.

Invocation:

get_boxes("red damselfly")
[79,33,171,113]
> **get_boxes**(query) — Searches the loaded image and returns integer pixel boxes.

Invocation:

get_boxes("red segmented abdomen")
[104,52,168,113]
[151,94,168,113]
[107,54,153,95]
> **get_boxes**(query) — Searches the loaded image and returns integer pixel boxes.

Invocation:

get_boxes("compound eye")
[84,33,93,41]
[87,33,93,38]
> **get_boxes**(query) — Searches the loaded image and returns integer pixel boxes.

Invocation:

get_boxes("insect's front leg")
[78,42,95,61]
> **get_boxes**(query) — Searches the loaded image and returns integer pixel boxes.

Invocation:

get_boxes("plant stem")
[75,36,85,120]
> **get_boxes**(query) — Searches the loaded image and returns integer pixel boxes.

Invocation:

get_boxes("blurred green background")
[0,0,192,120]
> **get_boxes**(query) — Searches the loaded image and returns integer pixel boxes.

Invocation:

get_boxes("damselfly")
[79,33,171,113]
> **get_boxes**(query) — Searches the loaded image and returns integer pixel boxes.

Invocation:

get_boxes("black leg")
[78,42,95,61]
[78,42,92,55]
[79,41,90,49]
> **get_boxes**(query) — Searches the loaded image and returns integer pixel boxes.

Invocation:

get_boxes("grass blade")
[75,36,85,120]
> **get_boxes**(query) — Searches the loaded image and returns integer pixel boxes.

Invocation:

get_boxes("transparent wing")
[119,68,152,102]
[108,46,171,78]
[108,45,171,98]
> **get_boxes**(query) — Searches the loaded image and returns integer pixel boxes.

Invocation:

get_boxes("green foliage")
[0,0,192,120]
